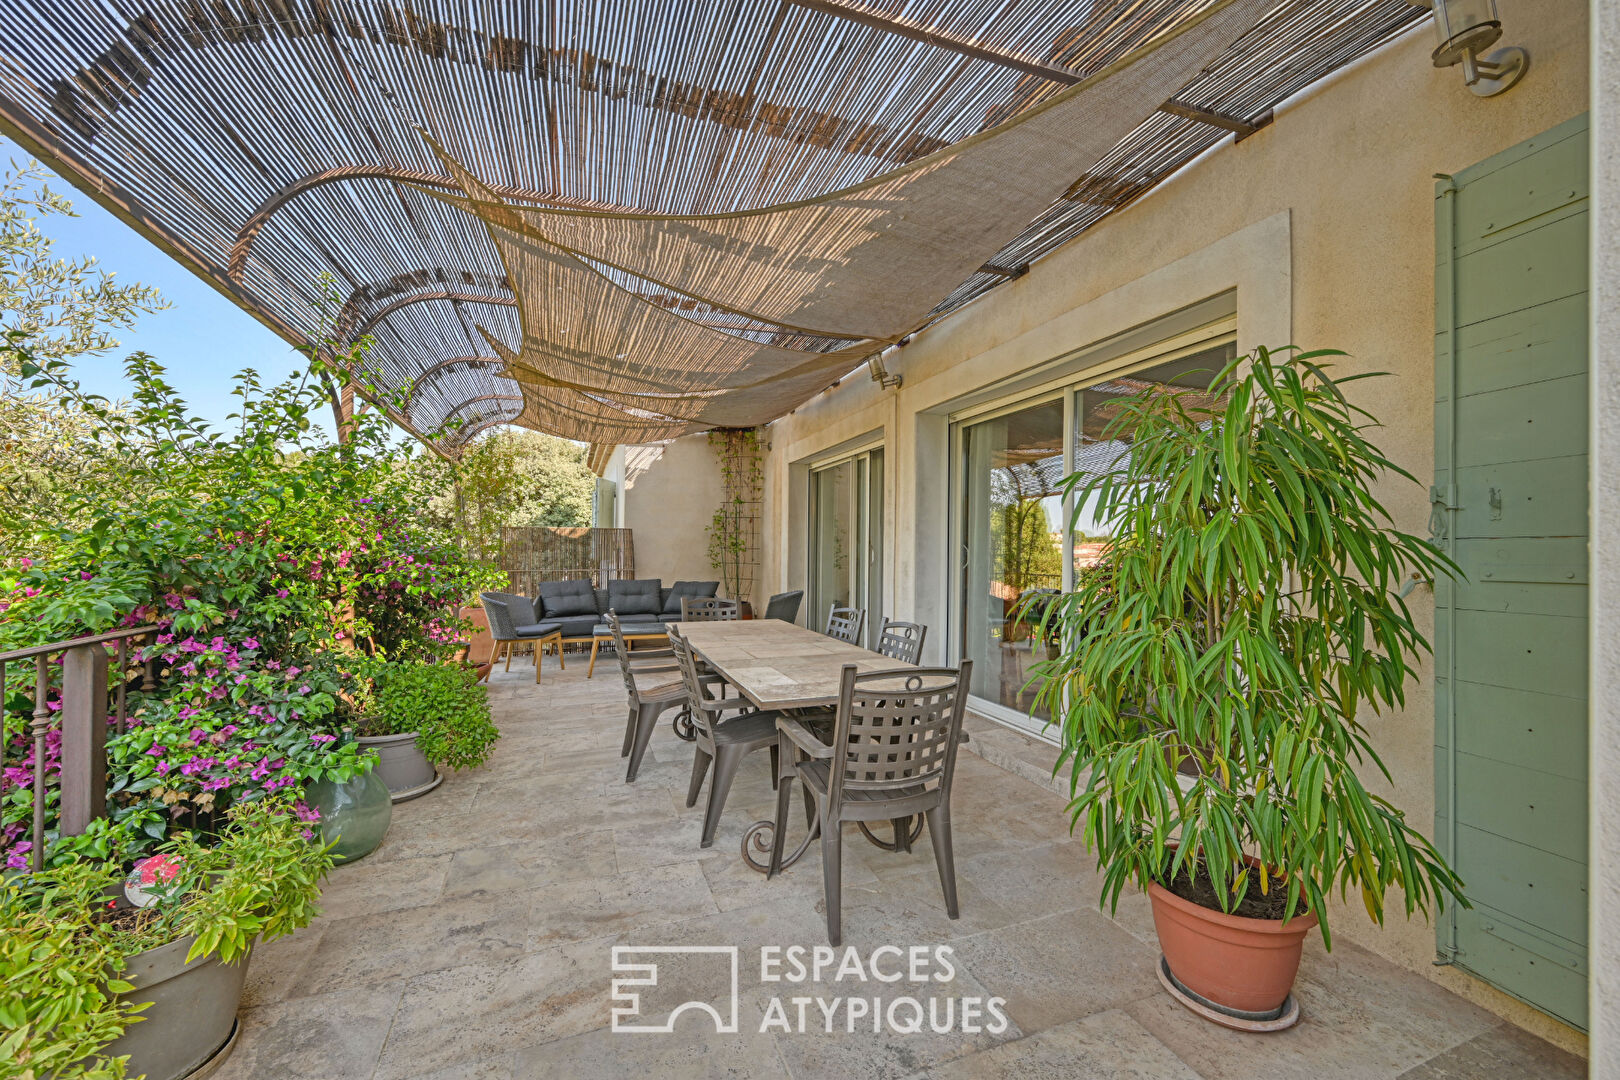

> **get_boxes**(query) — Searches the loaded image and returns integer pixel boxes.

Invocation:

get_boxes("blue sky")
[5,136,315,428]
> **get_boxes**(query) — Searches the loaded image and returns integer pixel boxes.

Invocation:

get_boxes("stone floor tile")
[1396,1021,1587,1080]
[317,853,453,919]
[512,1024,789,1080]
[1124,939,1501,1080]
[239,924,324,1008]
[210,980,404,1080]
[916,1009,1201,1080]
[948,907,1162,1033]
[527,861,720,948]
[290,890,532,996]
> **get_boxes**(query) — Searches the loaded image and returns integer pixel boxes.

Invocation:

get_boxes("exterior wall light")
[1410,0,1529,96]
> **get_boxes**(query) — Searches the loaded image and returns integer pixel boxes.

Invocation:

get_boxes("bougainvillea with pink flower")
[0,327,499,867]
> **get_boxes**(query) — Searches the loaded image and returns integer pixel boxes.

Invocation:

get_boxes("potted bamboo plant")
[0,795,331,1079]
[1031,348,1465,1030]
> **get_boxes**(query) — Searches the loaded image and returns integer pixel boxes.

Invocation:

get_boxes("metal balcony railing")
[0,625,160,872]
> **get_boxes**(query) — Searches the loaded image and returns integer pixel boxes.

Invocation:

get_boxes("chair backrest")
[827,661,972,809]
[605,610,643,703]
[763,590,804,623]
[876,619,927,665]
[666,629,723,740]
[824,605,865,644]
[682,596,741,622]
[480,593,517,640]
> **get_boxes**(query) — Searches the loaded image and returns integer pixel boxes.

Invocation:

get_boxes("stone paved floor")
[217,659,1586,1080]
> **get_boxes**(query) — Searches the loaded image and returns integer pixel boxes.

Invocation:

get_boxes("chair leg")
[588,639,600,678]
[535,641,544,685]
[503,640,513,673]
[626,702,661,783]
[769,771,794,876]
[686,747,713,808]
[768,742,779,792]
[892,817,912,854]
[822,810,843,946]
[802,781,817,829]
[925,807,959,920]
[701,745,746,848]
[621,706,637,757]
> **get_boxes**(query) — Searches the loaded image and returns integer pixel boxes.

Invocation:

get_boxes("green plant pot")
[305,771,393,863]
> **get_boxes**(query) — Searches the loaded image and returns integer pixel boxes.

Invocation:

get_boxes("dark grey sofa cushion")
[663,580,720,614]
[538,579,596,618]
[514,620,562,637]
[551,614,601,639]
[609,578,663,616]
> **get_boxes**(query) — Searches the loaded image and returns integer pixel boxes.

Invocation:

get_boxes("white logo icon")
[610,945,740,1034]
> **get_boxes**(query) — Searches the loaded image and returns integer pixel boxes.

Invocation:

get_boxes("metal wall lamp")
[1409,0,1529,97]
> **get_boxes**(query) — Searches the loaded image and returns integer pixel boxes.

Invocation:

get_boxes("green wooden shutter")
[1434,113,1589,1030]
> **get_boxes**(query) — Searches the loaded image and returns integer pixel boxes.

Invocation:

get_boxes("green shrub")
[365,661,498,772]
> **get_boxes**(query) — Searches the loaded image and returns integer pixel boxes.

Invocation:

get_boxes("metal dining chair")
[763,590,804,623]
[824,605,865,644]
[774,660,972,945]
[681,596,742,621]
[668,629,781,847]
[876,619,927,665]
[607,611,710,783]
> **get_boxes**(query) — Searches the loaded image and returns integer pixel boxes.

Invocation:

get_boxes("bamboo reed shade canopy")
[0,0,1425,454]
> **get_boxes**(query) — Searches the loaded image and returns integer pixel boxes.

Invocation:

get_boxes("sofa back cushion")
[608,578,663,616]
[537,578,597,618]
[663,580,720,614]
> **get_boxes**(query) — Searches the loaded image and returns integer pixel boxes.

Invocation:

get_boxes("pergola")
[0,0,1424,458]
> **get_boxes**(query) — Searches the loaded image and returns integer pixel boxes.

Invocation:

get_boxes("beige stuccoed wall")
[709,0,1588,1052]
[619,436,727,589]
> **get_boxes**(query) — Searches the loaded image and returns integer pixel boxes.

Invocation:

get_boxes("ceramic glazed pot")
[104,934,249,1080]
[1147,878,1318,1016]
[359,731,442,802]
[305,769,392,862]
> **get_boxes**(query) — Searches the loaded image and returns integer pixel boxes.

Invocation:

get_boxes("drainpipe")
[1434,172,1462,966]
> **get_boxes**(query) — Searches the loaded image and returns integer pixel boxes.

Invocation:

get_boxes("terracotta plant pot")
[1148,878,1318,1017]
[458,605,494,666]
[103,934,250,1080]
[359,730,442,802]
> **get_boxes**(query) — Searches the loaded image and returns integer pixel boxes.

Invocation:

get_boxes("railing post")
[59,644,108,837]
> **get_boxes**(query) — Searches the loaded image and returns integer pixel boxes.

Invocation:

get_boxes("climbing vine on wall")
[707,427,762,606]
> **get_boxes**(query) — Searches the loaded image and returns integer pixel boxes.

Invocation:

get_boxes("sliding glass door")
[955,339,1235,737]
[959,398,1066,726]
[809,449,883,646]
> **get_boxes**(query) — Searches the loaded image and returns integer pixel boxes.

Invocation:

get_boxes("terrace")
[0,0,1615,1077]
[218,663,1583,1080]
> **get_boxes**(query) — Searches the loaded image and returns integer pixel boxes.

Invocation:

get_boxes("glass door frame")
[947,321,1238,741]
[808,443,884,646]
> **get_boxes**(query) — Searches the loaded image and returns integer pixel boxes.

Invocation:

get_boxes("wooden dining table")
[668,619,961,873]
[668,618,908,711]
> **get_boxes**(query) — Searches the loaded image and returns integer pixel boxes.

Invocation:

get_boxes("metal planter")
[106,935,249,1080]
[358,731,441,802]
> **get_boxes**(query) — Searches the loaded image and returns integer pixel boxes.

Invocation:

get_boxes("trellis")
[0,0,1425,452]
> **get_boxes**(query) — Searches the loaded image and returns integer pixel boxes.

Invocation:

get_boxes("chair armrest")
[776,717,834,759]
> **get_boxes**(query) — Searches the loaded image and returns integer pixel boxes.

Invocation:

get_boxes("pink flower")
[310,733,335,745]
[275,589,289,599]
[164,593,184,610]
[18,557,32,568]
[80,571,93,580]
[242,637,260,650]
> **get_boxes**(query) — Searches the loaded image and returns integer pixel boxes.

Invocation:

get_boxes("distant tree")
[0,159,168,551]
[415,428,598,566]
